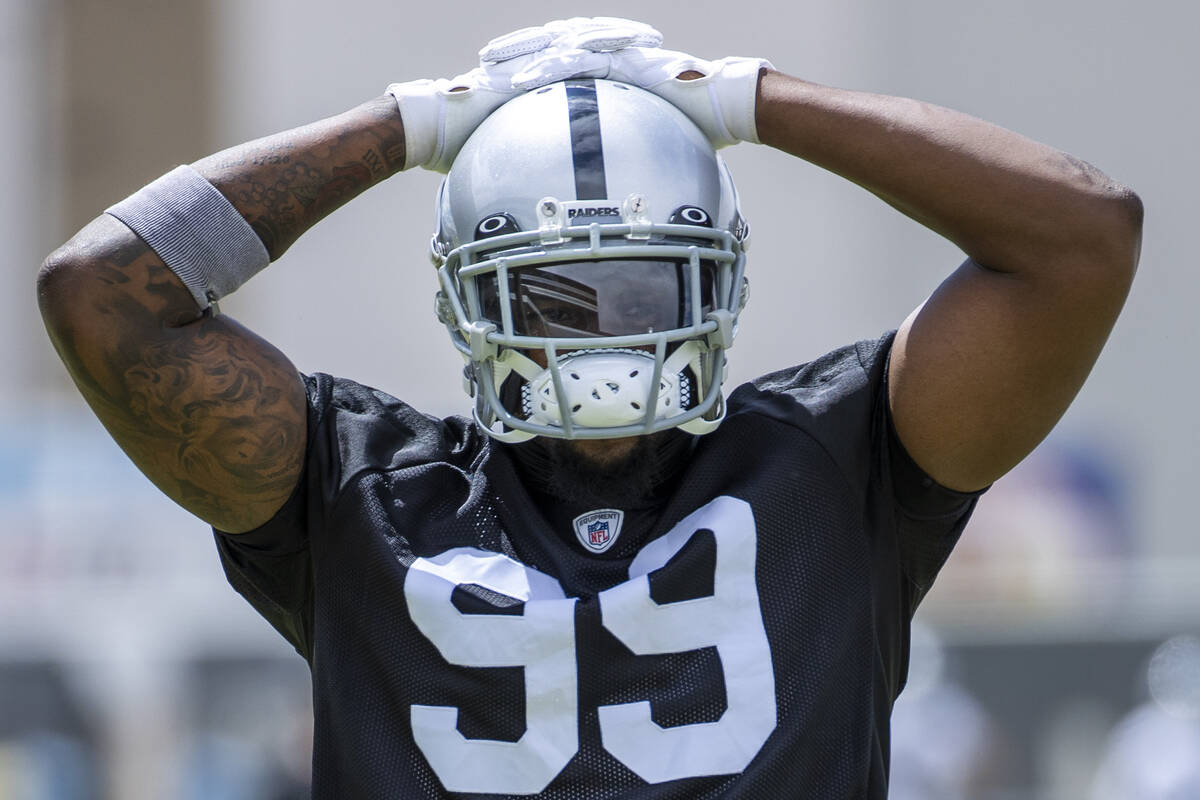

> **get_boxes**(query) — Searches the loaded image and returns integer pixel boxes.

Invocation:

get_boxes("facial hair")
[543,437,659,507]
[511,430,694,510]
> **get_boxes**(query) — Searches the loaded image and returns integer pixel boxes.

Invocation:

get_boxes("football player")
[37,18,1141,799]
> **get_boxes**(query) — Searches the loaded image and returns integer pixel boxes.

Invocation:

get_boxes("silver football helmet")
[430,78,750,443]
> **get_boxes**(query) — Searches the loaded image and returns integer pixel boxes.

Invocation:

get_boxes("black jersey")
[214,332,982,799]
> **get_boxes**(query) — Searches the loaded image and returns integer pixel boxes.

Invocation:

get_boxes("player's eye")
[541,305,582,326]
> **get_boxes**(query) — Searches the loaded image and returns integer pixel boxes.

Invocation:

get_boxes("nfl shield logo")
[587,520,610,546]
[573,509,624,554]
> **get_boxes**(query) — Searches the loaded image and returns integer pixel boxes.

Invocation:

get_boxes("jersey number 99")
[404,496,777,794]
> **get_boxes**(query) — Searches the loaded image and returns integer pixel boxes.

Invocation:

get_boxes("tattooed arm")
[37,96,405,533]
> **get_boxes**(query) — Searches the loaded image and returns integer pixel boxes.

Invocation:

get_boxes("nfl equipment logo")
[573,509,625,554]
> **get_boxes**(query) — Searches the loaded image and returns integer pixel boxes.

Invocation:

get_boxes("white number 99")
[405,496,776,794]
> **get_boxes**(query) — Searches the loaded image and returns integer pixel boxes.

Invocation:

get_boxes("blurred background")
[3,0,1197,797]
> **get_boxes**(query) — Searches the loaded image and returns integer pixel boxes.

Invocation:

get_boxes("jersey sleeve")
[211,372,479,661]
[881,371,984,609]
[731,331,986,614]
[211,373,330,661]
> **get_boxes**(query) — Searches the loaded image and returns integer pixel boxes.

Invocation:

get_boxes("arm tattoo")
[119,329,302,517]
[44,96,402,529]
[195,95,406,260]
[46,226,306,530]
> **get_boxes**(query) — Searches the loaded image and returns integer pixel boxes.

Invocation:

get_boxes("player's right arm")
[37,96,407,533]
[35,24,640,533]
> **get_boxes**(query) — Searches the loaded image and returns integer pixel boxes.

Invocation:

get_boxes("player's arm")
[755,71,1142,492]
[37,96,406,533]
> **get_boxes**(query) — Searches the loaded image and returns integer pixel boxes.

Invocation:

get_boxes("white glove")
[505,19,773,149]
[611,50,771,148]
[479,17,662,63]
[389,18,663,173]
[387,67,516,174]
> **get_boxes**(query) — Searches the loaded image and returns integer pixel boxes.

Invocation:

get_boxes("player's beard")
[511,429,693,509]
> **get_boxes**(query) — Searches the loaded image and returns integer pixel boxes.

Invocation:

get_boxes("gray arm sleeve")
[105,165,270,309]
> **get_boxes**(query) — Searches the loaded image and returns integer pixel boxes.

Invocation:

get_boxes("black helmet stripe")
[564,79,608,200]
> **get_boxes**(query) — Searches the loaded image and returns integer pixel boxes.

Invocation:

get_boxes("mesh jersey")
[214,332,982,799]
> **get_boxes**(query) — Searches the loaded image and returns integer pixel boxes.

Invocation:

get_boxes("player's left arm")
[755,70,1142,492]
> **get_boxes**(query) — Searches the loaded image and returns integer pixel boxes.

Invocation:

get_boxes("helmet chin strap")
[494,342,705,433]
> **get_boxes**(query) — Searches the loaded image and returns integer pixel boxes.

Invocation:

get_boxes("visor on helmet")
[478,259,717,339]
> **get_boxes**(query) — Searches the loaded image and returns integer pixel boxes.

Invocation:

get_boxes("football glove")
[507,18,773,149]
[388,18,662,172]
[386,67,518,174]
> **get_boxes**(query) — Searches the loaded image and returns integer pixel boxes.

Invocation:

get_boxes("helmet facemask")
[428,80,750,443]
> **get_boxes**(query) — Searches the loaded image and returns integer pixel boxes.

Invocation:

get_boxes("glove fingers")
[511,49,611,90]
[540,17,662,51]
[590,16,662,33]
[479,27,554,63]
[571,29,663,52]
[575,16,662,43]
[567,18,663,51]
[478,16,659,63]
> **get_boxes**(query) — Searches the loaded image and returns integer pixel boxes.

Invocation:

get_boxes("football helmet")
[430,78,750,442]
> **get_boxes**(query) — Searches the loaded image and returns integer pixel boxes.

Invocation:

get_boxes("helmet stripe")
[564,79,608,200]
